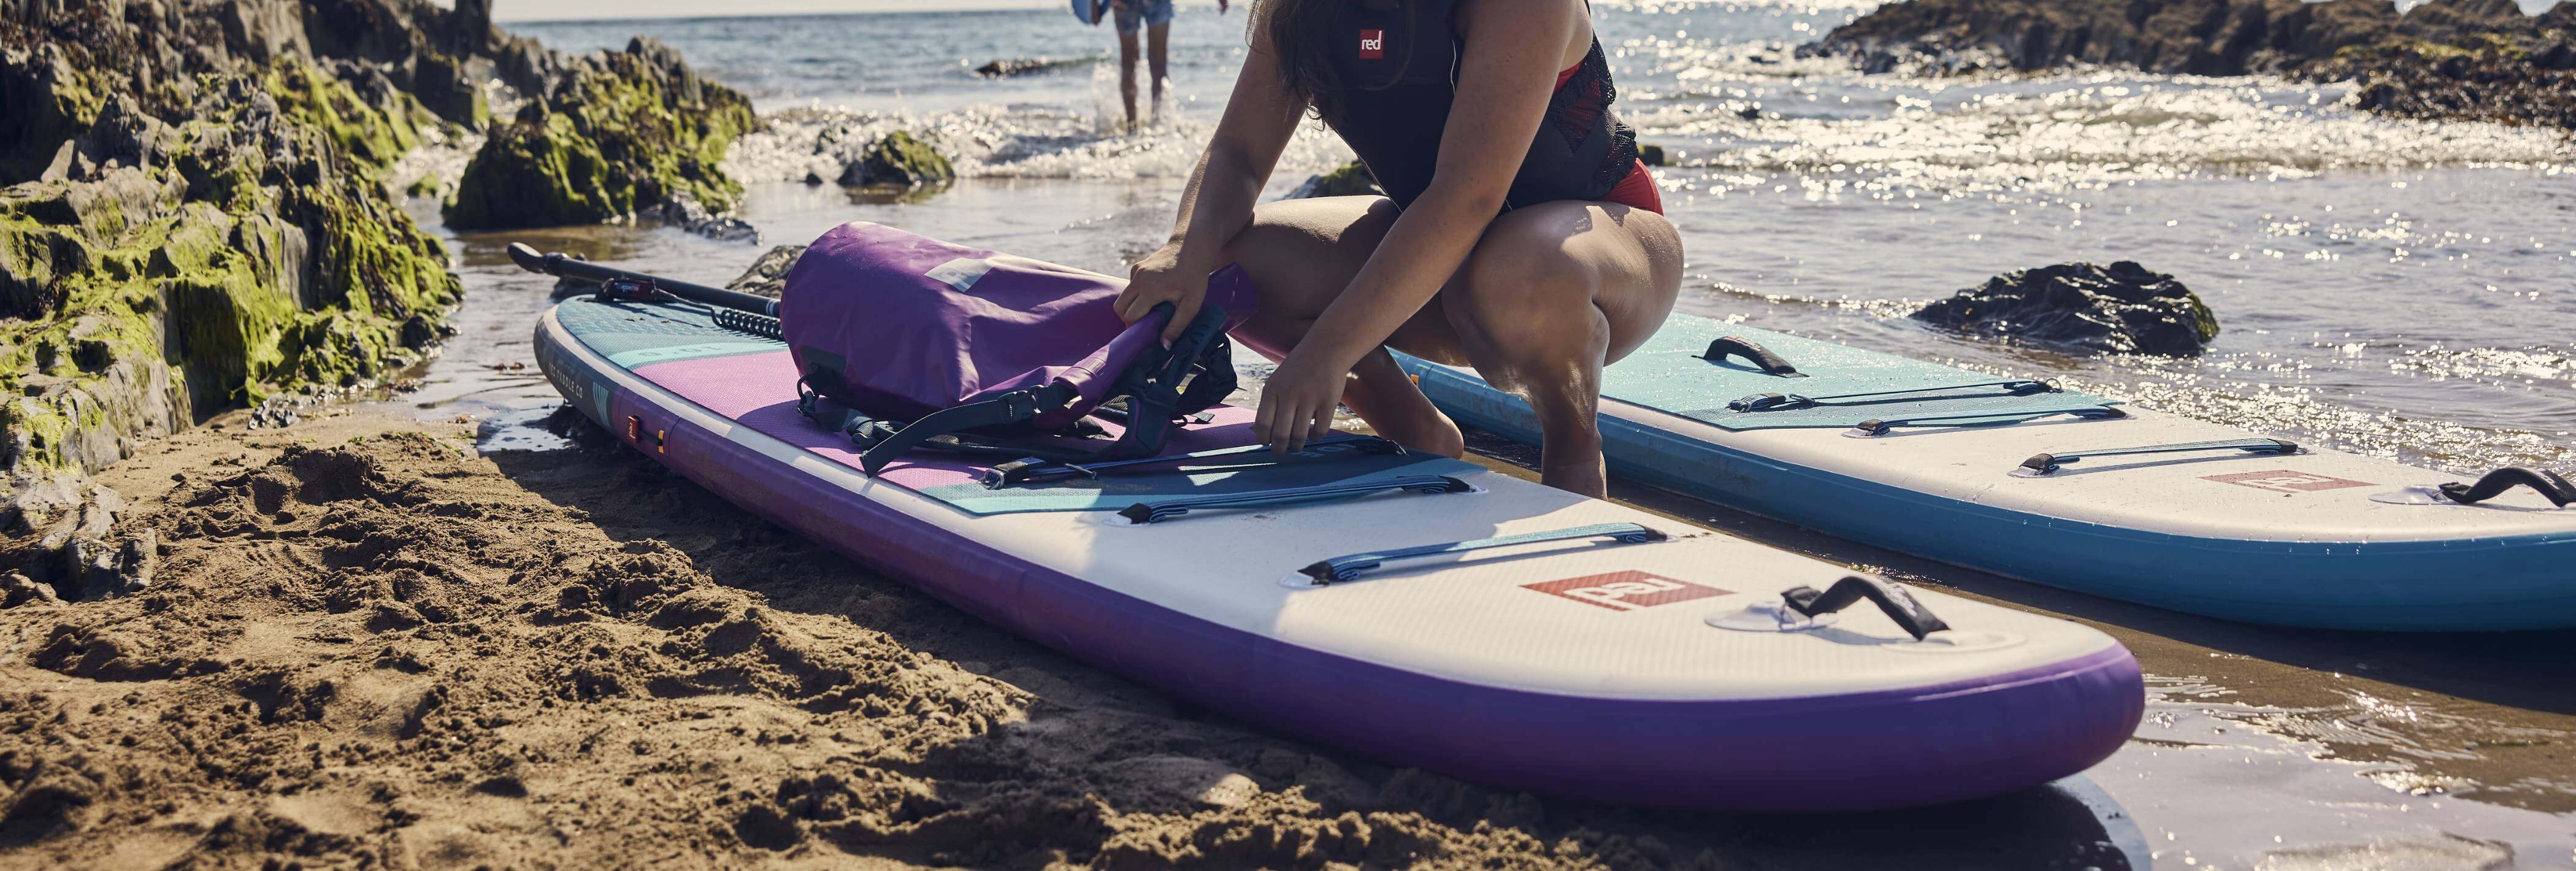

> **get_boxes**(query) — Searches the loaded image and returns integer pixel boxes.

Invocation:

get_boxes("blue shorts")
[1113,0,1174,33]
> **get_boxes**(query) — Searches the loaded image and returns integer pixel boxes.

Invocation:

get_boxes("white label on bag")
[923,257,992,292]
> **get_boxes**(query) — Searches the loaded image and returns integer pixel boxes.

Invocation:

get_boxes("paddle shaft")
[508,242,780,317]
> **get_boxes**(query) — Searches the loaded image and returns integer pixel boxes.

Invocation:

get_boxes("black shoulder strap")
[857,382,1079,475]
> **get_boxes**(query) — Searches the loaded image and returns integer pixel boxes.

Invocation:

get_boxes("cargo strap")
[1849,406,2126,436]
[1294,522,1666,586]
[856,383,1086,475]
[984,433,1403,488]
[822,302,1233,476]
[1697,336,1804,377]
[1118,475,1471,524]
[1780,575,1950,640]
[2440,467,2576,507]
[1729,378,2058,413]
[2020,437,2298,474]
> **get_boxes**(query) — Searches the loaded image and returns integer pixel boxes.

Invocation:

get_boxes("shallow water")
[401,3,2576,865]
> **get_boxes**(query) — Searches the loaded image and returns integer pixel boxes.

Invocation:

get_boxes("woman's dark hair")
[1255,0,1419,127]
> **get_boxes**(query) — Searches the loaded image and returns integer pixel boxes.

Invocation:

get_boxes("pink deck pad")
[634,350,1267,489]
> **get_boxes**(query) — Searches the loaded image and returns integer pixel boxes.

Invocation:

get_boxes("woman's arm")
[1254,0,1587,450]
[1114,12,1309,339]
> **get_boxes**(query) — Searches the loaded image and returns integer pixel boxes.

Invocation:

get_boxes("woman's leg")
[1220,196,1683,497]
[1146,22,1171,120]
[1222,195,1468,459]
[1431,201,1683,497]
[1116,30,1142,129]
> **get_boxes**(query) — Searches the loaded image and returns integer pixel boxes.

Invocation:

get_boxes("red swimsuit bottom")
[1557,63,1663,215]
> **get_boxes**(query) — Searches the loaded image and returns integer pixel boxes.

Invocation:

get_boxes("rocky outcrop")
[445,37,759,229]
[0,0,752,583]
[659,193,759,243]
[725,245,807,299]
[0,0,538,579]
[1284,160,1383,199]
[1911,261,2220,356]
[1,1,482,483]
[972,56,1098,77]
[835,131,956,188]
[1807,0,2576,128]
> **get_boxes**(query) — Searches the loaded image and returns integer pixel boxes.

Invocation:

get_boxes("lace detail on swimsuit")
[1546,42,1641,192]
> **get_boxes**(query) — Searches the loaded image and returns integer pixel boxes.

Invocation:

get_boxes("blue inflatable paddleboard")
[1395,315,2576,631]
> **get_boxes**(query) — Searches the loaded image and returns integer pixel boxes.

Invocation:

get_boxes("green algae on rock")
[0,0,499,489]
[0,63,462,477]
[1285,160,1383,199]
[835,131,956,188]
[445,37,759,229]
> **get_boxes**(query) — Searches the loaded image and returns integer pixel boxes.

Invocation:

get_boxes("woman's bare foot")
[1366,401,1466,459]
[1334,348,1466,458]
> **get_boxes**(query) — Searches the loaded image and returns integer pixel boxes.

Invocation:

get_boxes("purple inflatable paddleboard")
[531,237,2143,812]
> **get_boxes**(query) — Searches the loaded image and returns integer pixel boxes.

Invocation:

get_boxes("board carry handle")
[1729,378,2055,413]
[983,433,1402,488]
[1850,405,2127,436]
[1118,475,1471,524]
[2439,466,2576,507]
[507,242,781,317]
[1697,336,1805,377]
[1780,575,1950,640]
[1297,522,1668,585]
[2020,437,2299,475]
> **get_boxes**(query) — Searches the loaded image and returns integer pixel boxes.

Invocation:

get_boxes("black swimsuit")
[1320,0,1638,210]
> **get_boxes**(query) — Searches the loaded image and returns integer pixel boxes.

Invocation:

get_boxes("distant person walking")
[1087,0,1228,130]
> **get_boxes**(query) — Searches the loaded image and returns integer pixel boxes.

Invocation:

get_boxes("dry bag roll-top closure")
[779,223,1258,475]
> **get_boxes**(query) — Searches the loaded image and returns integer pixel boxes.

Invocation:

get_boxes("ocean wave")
[1620,43,2574,194]
[725,100,1352,186]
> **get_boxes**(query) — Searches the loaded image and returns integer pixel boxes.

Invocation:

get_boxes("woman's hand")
[1117,243,1208,343]
[1255,345,1352,453]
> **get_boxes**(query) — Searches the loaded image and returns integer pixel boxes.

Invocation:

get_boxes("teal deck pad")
[1592,319,2120,431]
[554,297,785,367]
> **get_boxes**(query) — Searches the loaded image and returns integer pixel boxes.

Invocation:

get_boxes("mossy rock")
[0,55,458,474]
[445,38,759,229]
[837,131,955,188]
[1286,160,1381,199]
[1,46,102,182]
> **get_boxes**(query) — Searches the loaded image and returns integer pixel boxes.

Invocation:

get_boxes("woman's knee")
[1224,196,1398,313]
[1446,236,1605,354]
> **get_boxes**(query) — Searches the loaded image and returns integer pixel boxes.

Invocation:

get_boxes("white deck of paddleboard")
[1593,392,2576,543]
[547,310,2122,704]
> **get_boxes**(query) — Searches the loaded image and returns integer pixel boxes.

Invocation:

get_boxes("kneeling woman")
[1116,0,1681,497]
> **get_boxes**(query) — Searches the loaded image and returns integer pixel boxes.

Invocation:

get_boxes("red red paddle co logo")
[1523,571,1729,612]
[1358,29,1385,59]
